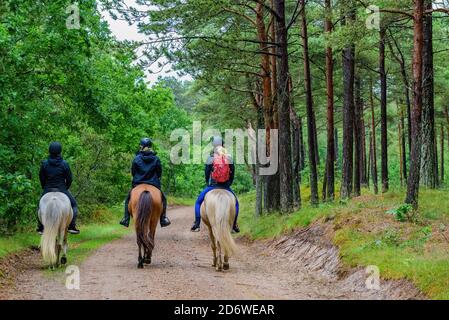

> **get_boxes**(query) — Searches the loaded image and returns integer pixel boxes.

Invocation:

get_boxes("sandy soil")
[0,206,420,300]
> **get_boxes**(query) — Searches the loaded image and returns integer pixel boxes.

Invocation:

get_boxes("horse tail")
[136,191,154,254]
[41,198,63,266]
[213,193,237,257]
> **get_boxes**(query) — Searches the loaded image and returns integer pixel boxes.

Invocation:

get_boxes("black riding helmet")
[140,137,153,148]
[49,141,62,155]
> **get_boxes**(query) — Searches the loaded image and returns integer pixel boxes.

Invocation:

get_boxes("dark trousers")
[124,188,167,220]
[38,188,78,227]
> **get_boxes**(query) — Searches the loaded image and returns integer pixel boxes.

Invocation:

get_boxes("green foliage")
[0,1,207,233]
[386,204,414,222]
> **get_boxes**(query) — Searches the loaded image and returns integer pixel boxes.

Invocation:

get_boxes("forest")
[1,0,449,232]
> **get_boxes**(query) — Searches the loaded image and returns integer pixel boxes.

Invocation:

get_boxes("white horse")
[200,189,238,271]
[38,192,73,269]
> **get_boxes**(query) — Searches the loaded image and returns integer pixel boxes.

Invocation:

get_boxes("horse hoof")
[216,266,223,272]
[138,263,144,269]
[223,263,229,270]
[144,258,151,264]
[61,257,67,265]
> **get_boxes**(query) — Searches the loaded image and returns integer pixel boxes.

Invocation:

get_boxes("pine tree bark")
[354,73,363,196]
[405,0,425,208]
[379,27,389,192]
[370,77,379,194]
[441,124,445,183]
[324,0,335,201]
[420,0,437,189]
[274,0,294,213]
[401,106,408,182]
[300,0,318,205]
[340,6,355,200]
[265,2,280,212]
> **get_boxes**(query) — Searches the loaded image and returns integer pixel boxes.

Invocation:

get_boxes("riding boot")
[36,220,44,234]
[191,217,201,232]
[159,193,171,227]
[120,192,131,227]
[68,207,80,234]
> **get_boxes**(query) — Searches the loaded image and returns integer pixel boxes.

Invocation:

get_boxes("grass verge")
[238,188,449,299]
[0,206,131,265]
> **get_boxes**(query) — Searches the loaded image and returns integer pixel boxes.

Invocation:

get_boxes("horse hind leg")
[208,228,217,267]
[144,232,153,264]
[144,247,152,264]
[216,241,223,272]
[223,254,229,270]
[60,232,68,265]
[137,242,144,269]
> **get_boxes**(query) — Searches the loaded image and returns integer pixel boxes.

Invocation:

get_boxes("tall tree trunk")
[420,0,436,189]
[369,132,378,194]
[290,105,302,209]
[299,117,306,170]
[435,128,439,186]
[361,114,368,187]
[398,103,404,187]
[379,26,389,192]
[274,0,293,213]
[255,104,265,216]
[340,5,355,200]
[300,0,318,205]
[405,0,425,208]
[324,0,335,201]
[401,106,408,183]
[265,2,280,212]
[441,124,445,183]
[370,77,379,194]
[354,73,363,196]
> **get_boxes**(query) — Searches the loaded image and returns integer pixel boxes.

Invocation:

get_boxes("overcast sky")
[100,3,192,85]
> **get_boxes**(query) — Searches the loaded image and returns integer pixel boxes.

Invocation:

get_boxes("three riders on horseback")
[37,136,239,234]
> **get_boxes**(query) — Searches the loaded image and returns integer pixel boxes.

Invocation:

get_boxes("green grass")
[238,188,449,299]
[0,206,131,264]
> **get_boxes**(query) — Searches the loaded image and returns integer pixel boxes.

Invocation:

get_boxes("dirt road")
[0,206,410,300]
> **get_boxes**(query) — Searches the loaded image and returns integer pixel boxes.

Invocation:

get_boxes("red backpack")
[211,154,230,183]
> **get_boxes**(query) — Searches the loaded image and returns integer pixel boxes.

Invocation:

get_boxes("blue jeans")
[194,186,239,227]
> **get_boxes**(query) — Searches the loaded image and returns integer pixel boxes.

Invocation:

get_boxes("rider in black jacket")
[37,142,80,234]
[119,138,171,228]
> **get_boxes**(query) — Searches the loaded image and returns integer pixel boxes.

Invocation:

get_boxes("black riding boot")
[160,193,171,227]
[36,220,44,234]
[120,192,131,227]
[68,207,80,234]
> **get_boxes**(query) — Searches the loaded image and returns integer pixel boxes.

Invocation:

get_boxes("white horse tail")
[40,197,64,265]
[213,191,238,257]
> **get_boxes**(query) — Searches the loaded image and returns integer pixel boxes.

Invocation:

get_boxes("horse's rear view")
[129,184,163,268]
[201,189,238,271]
[38,192,73,269]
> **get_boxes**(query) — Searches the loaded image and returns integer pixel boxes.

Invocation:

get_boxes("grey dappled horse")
[38,192,73,269]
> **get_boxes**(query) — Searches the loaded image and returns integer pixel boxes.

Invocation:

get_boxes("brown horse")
[129,184,163,268]
[200,189,238,271]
